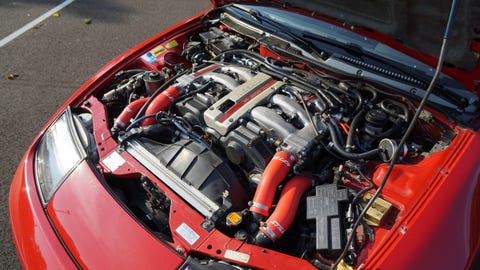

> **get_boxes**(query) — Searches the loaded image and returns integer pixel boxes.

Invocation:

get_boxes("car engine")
[89,15,462,269]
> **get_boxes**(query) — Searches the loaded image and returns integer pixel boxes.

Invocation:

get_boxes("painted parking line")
[0,0,75,48]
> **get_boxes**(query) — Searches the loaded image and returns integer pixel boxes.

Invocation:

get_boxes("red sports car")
[10,1,480,269]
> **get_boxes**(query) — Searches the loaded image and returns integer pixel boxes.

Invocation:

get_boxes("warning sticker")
[141,52,158,64]
[165,39,178,49]
[175,223,200,245]
[224,250,250,263]
[103,151,125,172]
[150,45,166,57]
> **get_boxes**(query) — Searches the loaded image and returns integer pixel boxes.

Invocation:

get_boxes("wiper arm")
[302,31,479,110]
[269,44,462,111]
[230,5,324,59]
[302,31,432,86]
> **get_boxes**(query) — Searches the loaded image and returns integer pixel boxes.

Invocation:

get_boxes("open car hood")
[212,0,480,70]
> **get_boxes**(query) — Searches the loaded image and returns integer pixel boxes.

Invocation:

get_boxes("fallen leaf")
[53,12,60,17]
[83,18,92,25]
[32,23,43,29]
[6,73,19,80]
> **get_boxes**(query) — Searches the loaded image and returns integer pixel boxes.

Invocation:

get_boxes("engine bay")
[74,7,468,269]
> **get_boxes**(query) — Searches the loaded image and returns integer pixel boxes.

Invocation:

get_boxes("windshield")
[235,4,439,78]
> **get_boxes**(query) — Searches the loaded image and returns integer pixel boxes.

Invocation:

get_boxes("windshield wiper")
[230,5,325,60]
[302,31,432,86]
[302,31,480,110]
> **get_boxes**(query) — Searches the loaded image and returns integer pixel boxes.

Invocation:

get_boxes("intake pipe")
[141,85,183,126]
[249,151,297,218]
[113,97,148,130]
[254,176,312,246]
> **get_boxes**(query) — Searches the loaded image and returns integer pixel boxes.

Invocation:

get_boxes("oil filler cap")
[226,212,243,226]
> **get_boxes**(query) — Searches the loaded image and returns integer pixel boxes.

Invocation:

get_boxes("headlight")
[35,108,86,204]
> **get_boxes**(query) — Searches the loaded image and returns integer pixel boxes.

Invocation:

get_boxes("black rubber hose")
[360,84,378,103]
[346,109,366,152]
[329,116,346,147]
[349,88,364,115]
[327,117,382,160]
[379,99,410,122]
[141,124,177,140]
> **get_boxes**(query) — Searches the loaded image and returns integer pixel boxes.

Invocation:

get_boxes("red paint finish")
[195,229,317,269]
[356,129,480,269]
[46,160,185,270]
[192,64,219,77]
[249,151,297,217]
[9,147,77,270]
[261,176,312,241]
[217,79,276,123]
[142,85,183,126]
[83,96,120,160]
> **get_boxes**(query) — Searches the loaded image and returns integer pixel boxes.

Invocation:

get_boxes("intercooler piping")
[141,85,183,126]
[255,176,311,245]
[249,151,297,218]
[113,97,148,130]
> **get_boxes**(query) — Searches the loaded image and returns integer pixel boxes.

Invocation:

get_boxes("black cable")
[351,169,375,205]
[331,0,459,268]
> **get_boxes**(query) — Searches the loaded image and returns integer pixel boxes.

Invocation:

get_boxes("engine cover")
[203,72,283,135]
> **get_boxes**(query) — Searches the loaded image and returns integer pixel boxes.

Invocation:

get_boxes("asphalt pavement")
[0,0,210,268]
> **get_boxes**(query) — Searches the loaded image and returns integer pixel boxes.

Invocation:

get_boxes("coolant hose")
[249,151,297,218]
[327,117,382,160]
[113,97,148,130]
[141,85,182,126]
[346,109,366,152]
[255,176,311,245]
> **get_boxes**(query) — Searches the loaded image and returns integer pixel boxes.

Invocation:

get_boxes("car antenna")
[331,0,459,268]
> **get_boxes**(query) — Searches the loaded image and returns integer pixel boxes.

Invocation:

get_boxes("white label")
[175,223,200,245]
[224,250,250,263]
[103,151,125,172]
